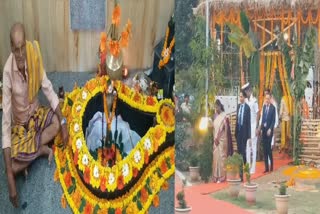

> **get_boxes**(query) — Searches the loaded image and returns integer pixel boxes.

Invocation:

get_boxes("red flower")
[115,208,122,214]
[84,167,91,184]
[146,96,156,106]
[144,150,149,164]
[133,93,141,103]
[73,150,79,166]
[160,161,168,174]
[100,176,106,192]
[133,168,139,178]
[84,203,93,214]
[140,187,148,204]
[64,172,72,188]
[117,175,124,190]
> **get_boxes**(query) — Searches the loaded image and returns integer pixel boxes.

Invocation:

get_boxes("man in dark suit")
[257,93,276,173]
[235,91,251,181]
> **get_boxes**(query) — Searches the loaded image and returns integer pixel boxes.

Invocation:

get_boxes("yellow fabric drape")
[26,40,44,103]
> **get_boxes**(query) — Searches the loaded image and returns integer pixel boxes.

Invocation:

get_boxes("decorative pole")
[205,0,209,118]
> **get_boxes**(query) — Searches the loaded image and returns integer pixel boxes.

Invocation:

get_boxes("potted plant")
[243,163,258,205]
[274,183,290,214]
[225,152,243,179]
[175,179,192,213]
[189,154,200,181]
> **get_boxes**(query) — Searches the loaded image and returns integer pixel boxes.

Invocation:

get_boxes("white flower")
[82,91,88,100]
[144,138,152,150]
[93,166,99,178]
[76,139,82,150]
[122,163,129,177]
[74,123,80,132]
[108,84,114,94]
[108,173,115,185]
[82,154,89,166]
[134,151,141,163]
[76,105,82,112]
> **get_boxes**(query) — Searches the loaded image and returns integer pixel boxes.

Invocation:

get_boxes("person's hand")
[267,129,271,137]
[7,169,18,207]
[61,124,69,147]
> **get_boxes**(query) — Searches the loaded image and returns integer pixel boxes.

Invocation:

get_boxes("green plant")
[244,163,251,184]
[176,179,189,209]
[225,152,243,172]
[189,154,199,167]
[199,132,213,182]
[279,183,287,195]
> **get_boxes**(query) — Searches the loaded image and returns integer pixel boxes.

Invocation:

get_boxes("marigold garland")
[158,26,175,69]
[54,75,175,213]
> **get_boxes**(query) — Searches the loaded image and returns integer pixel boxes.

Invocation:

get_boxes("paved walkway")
[175,153,291,213]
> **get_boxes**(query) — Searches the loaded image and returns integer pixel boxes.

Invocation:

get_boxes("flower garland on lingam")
[98,0,132,77]
[54,75,175,213]
[158,24,175,69]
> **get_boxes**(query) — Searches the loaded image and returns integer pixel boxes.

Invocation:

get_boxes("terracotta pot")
[227,179,241,198]
[175,207,192,214]
[189,166,200,182]
[244,183,258,205]
[274,194,290,214]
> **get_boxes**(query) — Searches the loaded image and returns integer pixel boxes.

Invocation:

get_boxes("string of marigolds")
[158,26,175,69]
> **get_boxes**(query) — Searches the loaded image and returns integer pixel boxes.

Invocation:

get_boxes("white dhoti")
[247,122,257,174]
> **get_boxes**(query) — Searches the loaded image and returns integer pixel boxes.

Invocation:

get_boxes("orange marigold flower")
[133,93,141,103]
[54,168,59,182]
[115,208,122,214]
[144,150,149,164]
[160,106,175,127]
[154,127,163,140]
[73,150,79,166]
[117,175,124,190]
[160,161,168,174]
[126,20,132,34]
[61,194,67,209]
[100,32,107,53]
[84,167,91,184]
[126,202,138,214]
[170,151,175,165]
[98,208,109,214]
[146,96,156,106]
[112,5,121,26]
[153,195,160,207]
[162,181,169,191]
[72,189,82,207]
[140,187,148,204]
[64,172,72,188]
[109,40,120,57]
[86,80,96,92]
[120,31,129,47]
[100,176,107,192]
[84,203,93,214]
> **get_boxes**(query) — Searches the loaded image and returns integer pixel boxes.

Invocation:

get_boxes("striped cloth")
[11,107,54,162]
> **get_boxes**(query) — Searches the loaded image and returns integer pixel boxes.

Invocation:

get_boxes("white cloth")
[85,112,141,155]
[245,95,259,174]
[180,102,191,114]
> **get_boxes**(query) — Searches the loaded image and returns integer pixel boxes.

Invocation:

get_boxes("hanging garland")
[265,52,272,90]
[269,52,278,90]
[259,51,265,109]
[54,75,175,213]
[158,26,175,69]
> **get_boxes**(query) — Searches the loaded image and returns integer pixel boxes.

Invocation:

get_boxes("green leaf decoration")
[119,132,123,144]
[68,185,75,194]
[60,167,65,174]
[146,185,153,195]
[137,200,143,210]
[93,205,100,214]
[240,11,250,34]
[79,198,86,213]
[133,195,137,202]
[108,208,115,214]
[67,97,73,106]
[114,130,118,141]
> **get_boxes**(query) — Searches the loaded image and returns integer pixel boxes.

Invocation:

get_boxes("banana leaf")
[240,11,250,34]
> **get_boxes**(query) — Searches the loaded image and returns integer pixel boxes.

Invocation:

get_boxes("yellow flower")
[126,202,138,214]
[149,173,159,191]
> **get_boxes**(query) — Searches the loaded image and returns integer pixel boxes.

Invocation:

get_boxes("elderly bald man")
[2,23,69,207]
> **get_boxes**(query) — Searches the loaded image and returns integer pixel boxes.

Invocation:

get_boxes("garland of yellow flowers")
[158,26,175,69]
[54,75,175,213]
[269,52,278,90]
[265,52,271,90]
[259,51,265,109]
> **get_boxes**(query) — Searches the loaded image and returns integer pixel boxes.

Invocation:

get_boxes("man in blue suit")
[257,93,276,173]
[235,91,251,181]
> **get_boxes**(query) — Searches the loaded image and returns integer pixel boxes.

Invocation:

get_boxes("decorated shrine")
[53,1,175,213]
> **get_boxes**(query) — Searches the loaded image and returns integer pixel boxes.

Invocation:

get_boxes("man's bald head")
[10,23,25,46]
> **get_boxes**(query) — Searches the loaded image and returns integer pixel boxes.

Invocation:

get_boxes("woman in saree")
[212,99,233,183]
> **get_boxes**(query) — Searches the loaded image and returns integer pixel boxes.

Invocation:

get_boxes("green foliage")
[199,132,213,182]
[176,191,187,208]
[189,153,199,166]
[249,51,260,88]
[240,11,250,34]
[225,152,243,172]
[243,163,251,184]
[279,183,287,195]
[175,123,193,171]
